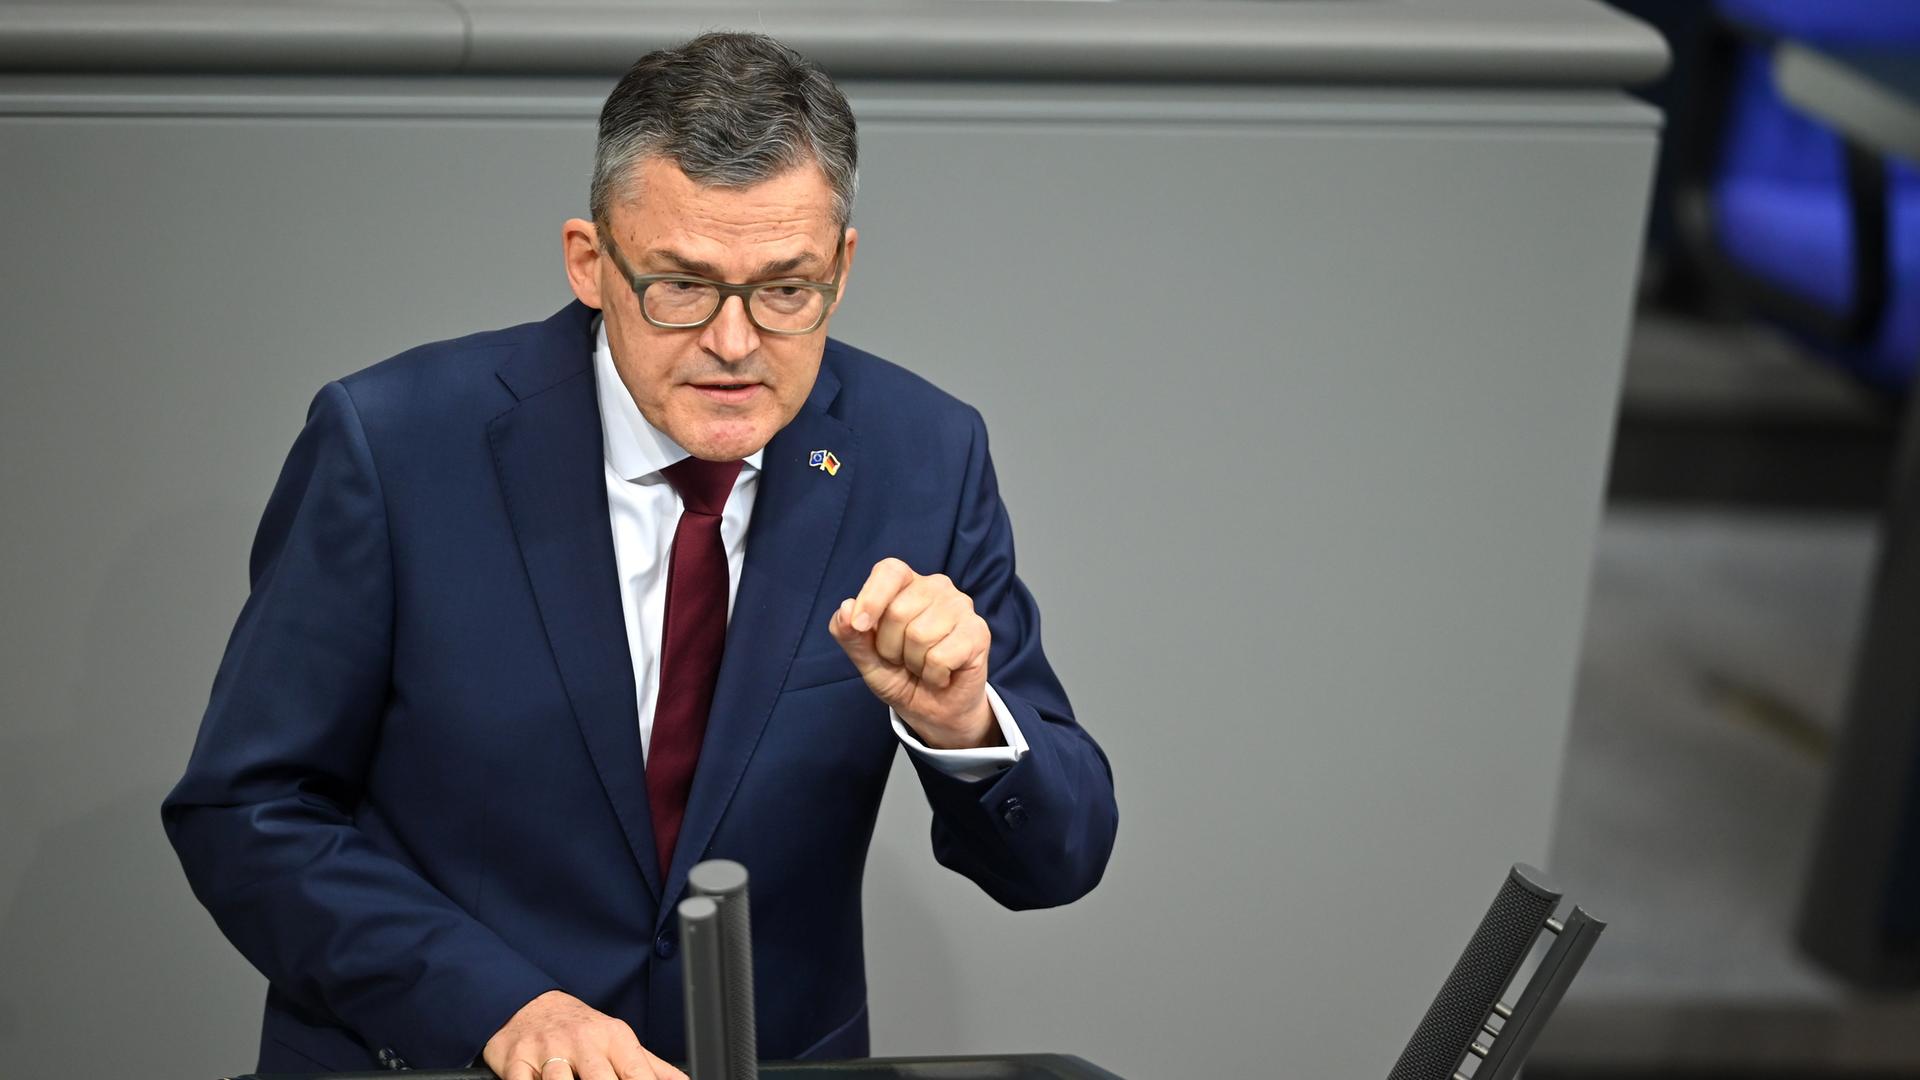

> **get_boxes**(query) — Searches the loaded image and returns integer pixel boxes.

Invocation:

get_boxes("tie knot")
[662,456,744,517]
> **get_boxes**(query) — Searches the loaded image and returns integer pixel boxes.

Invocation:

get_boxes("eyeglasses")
[599,231,846,336]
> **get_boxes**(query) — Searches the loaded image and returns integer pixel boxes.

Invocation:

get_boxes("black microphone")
[1386,862,1604,1080]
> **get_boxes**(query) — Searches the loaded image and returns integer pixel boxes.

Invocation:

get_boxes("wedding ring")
[541,1058,573,1073]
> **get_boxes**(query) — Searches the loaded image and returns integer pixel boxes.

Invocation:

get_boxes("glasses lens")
[642,280,721,326]
[750,285,828,332]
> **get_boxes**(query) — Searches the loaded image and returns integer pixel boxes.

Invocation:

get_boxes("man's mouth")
[691,382,763,403]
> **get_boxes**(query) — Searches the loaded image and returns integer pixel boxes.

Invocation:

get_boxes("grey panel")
[846,97,1653,1080]
[0,0,1668,85]
[0,74,1662,128]
[0,0,465,73]
[0,78,1655,1080]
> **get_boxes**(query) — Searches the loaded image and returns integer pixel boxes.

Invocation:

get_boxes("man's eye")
[762,286,804,299]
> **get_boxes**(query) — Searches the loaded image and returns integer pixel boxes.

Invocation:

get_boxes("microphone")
[680,859,759,1080]
[1386,862,1605,1080]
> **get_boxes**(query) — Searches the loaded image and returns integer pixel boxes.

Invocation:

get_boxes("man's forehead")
[612,200,834,279]
[622,157,836,236]
[632,217,833,255]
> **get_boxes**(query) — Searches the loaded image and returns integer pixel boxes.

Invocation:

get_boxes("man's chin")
[675,421,776,462]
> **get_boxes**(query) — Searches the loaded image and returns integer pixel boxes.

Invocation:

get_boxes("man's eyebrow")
[646,249,826,280]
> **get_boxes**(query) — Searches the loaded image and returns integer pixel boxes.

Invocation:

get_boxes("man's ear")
[562,217,604,309]
[829,226,858,315]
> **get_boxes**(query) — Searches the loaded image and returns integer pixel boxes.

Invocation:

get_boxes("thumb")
[827,597,889,676]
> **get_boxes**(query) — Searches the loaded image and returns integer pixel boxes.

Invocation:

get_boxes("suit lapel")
[489,302,663,902]
[662,370,856,911]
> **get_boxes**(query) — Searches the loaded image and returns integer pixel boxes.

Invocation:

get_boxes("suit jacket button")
[655,929,677,960]
[1000,796,1029,830]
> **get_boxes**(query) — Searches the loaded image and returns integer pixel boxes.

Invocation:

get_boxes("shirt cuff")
[891,684,1028,782]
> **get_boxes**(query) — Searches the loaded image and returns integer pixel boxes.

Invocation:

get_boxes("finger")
[643,1048,689,1080]
[900,599,965,679]
[504,1059,541,1080]
[876,578,946,667]
[578,1052,622,1080]
[850,558,916,634]
[828,598,886,676]
[924,620,990,689]
[542,1056,580,1080]
[607,1034,657,1080]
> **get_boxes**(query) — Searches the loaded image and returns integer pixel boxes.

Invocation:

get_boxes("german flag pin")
[809,449,841,476]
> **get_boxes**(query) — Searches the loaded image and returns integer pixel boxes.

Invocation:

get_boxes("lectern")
[223,860,1125,1080]
[220,862,1597,1080]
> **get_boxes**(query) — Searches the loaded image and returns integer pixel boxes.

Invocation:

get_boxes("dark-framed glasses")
[600,231,845,335]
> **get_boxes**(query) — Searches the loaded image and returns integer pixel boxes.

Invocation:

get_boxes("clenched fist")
[827,557,1000,750]
[483,990,686,1080]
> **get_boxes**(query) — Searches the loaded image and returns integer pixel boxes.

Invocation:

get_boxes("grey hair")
[590,32,859,232]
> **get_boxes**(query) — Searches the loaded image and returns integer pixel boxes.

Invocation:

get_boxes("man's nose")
[700,294,760,363]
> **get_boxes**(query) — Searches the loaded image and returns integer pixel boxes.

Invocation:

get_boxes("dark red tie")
[648,455,745,874]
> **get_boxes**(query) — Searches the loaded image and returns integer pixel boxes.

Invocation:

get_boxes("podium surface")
[228,1057,1122,1080]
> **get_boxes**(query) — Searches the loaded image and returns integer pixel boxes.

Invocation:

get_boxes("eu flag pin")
[809,449,840,476]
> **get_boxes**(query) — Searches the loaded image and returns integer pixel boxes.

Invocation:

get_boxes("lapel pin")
[808,449,841,476]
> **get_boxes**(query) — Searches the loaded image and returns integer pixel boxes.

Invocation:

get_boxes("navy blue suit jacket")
[162,301,1117,1072]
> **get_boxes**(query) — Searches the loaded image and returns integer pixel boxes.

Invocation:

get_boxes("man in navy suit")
[162,30,1116,1079]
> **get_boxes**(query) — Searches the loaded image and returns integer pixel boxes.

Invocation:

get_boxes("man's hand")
[828,557,1000,750]
[483,990,686,1080]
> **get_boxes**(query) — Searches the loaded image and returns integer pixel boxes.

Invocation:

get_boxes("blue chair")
[1675,0,1920,391]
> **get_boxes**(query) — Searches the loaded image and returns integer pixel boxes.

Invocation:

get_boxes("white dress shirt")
[591,319,1025,782]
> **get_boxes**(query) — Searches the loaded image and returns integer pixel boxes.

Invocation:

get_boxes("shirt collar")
[593,316,765,482]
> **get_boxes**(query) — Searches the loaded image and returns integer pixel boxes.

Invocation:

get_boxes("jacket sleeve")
[906,407,1119,910]
[161,381,556,1067]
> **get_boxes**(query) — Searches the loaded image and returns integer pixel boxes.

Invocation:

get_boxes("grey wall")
[0,67,1658,1080]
